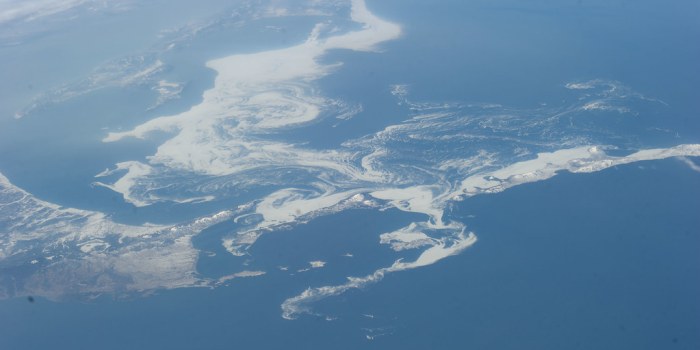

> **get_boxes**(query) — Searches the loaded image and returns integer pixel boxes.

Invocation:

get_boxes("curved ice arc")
[282,231,478,320]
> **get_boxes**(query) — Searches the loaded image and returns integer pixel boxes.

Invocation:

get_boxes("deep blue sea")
[1,158,697,349]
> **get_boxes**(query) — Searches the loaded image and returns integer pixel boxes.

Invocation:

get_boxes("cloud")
[0,0,87,24]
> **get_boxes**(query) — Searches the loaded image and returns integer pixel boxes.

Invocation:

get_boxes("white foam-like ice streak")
[309,261,326,268]
[456,144,700,199]
[93,161,153,207]
[224,176,454,258]
[223,187,373,256]
[215,270,266,285]
[254,188,367,228]
[101,0,400,197]
[324,0,401,52]
[581,100,630,113]
[678,156,700,173]
[370,186,445,226]
[565,83,594,90]
[17,54,166,118]
[281,230,477,320]
[379,223,434,251]
[149,80,184,110]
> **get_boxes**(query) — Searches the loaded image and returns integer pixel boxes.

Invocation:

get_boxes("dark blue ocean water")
[0,205,426,349]
[276,0,700,151]
[193,207,425,283]
[1,158,697,350]
[340,157,700,349]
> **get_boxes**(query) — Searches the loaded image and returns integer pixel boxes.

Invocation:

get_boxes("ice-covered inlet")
[101,0,401,195]
[3,0,699,322]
